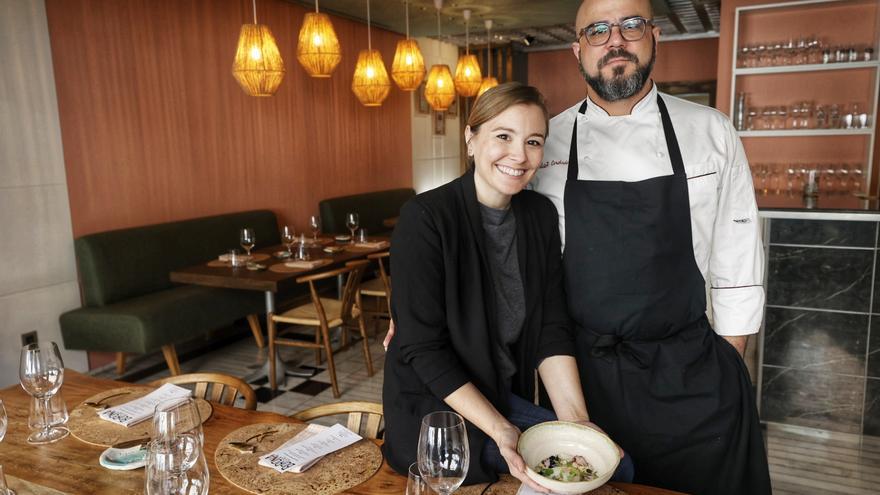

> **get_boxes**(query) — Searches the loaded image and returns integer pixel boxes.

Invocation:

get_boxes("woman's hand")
[491,422,550,493]
[382,319,395,351]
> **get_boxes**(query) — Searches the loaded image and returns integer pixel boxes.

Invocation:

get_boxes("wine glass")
[19,342,68,444]
[345,213,359,242]
[309,215,321,240]
[240,228,255,257]
[417,411,469,495]
[0,399,13,495]
[281,226,295,256]
[407,462,428,495]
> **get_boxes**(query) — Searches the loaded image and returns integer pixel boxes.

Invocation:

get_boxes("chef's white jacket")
[531,84,764,336]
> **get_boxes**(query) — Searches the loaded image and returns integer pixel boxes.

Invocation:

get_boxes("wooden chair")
[149,372,258,410]
[359,251,391,335]
[270,260,373,397]
[292,401,384,440]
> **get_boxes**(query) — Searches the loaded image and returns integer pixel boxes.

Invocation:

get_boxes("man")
[529,0,772,493]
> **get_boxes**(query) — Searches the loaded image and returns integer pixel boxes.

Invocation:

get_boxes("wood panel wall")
[528,37,720,116]
[45,0,412,238]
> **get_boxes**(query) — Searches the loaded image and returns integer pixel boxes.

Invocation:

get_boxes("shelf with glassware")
[730,0,880,197]
[734,60,879,75]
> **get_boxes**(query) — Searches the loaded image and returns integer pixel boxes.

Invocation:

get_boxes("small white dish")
[273,251,291,259]
[518,421,619,495]
[334,235,351,242]
[100,444,148,470]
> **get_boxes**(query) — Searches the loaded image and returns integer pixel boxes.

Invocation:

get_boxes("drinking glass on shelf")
[281,226,295,255]
[309,215,321,240]
[345,213,360,242]
[417,411,469,495]
[240,228,255,257]
[407,462,429,495]
[19,342,67,444]
[850,164,864,193]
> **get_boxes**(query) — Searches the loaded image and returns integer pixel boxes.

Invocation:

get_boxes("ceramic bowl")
[517,421,619,495]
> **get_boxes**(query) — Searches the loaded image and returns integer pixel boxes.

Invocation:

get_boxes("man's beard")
[579,43,656,102]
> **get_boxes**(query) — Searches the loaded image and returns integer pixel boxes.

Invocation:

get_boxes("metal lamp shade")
[231,24,285,97]
[391,39,426,91]
[424,64,455,111]
[352,49,391,107]
[296,12,342,78]
[477,76,499,98]
[453,54,482,97]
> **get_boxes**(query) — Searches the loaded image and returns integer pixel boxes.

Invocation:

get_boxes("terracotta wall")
[45,0,412,238]
[528,37,719,116]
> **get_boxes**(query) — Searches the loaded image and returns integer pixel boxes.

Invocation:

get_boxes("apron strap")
[567,100,589,181]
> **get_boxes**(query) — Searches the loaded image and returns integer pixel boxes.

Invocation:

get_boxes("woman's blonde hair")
[467,82,549,138]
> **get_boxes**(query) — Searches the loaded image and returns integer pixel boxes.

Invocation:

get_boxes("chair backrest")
[149,372,258,410]
[295,260,369,324]
[366,251,390,296]
[291,401,384,439]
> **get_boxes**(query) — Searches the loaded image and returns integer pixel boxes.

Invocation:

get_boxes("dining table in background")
[169,239,389,383]
[0,371,687,495]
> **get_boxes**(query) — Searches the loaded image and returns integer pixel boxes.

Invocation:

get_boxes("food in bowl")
[535,454,598,482]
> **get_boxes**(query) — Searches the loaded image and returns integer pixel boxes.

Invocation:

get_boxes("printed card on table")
[259,423,361,473]
[98,383,191,427]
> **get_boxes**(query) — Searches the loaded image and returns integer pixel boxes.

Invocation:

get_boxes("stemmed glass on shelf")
[19,342,67,444]
[417,411,469,495]
[281,226,295,256]
[240,228,255,257]
[345,213,359,243]
[309,215,321,241]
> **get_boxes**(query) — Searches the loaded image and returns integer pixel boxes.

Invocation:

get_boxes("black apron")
[563,97,771,495]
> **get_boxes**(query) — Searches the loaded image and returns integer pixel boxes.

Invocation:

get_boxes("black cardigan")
[382,170,574,484]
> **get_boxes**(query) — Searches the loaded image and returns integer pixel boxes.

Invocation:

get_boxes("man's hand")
[491,422,549,493]
[382,319,395,351]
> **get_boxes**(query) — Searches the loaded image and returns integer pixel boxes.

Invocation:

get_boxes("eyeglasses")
[577,17,653,46]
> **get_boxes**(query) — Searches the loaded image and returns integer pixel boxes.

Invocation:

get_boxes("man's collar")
[585,81,657,117]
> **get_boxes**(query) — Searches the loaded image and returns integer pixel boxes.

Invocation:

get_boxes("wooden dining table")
[0,371,686,495]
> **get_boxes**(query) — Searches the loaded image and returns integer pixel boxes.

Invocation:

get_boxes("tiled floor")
[100,329,880,494]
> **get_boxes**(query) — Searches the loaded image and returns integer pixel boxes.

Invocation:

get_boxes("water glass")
[153,397,203,447]
[19,342,68,444]
[417,411,469,495]
[0,464,15,495]
[240,228,255,257]
[309,215,321,240]
[29,394,68,430]
[145,435,209,495]
[407,462,429,495]
[357,229,368,244]
[346,213,359,241]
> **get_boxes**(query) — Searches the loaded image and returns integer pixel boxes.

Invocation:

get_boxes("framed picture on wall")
[446,96,459,117]
[433,110,445,135]
[414,82,430,114]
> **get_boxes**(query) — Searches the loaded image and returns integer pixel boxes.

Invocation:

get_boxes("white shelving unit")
[730,0,880,194]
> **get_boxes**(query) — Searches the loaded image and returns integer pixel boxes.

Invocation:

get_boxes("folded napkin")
[353,240,389,249]
[517,484,563,495]
[98,383,191,427]
[259,423,361,473]
[284,259,330,270]
[218,253,252,262]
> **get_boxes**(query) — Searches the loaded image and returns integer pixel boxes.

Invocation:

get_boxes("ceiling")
[287,0,720,50]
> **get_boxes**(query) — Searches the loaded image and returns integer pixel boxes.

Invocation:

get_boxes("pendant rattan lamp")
[351,0,391,107]
[231,0,285,97]
[453,9,482,97]
[424,0,455,111]
[477,19,499,98]
[391,1,425,91]
[297,0,342,78]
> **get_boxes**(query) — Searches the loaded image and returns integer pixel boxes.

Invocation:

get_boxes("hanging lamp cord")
[405,1,410,40]
[315,0,319,13]
[367,0,372,51]
[252,0,257,24]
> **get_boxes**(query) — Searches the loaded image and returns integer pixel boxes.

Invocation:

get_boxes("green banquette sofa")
[318,188,415,236]
[60,210,280,374]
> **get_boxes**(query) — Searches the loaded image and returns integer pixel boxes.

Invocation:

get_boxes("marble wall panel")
[761,366,864,433]
[864,378,880,436]
[763,308,867,375]
[769,219,877,248]
[868,318,880,379]
[767,246,873,312]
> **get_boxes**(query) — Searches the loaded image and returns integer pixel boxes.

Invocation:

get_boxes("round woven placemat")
[456,475,627,495]
[215,423,383,495]
[68,387,213,447]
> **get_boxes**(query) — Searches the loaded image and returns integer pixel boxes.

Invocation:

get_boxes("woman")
[382,83,623,489]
